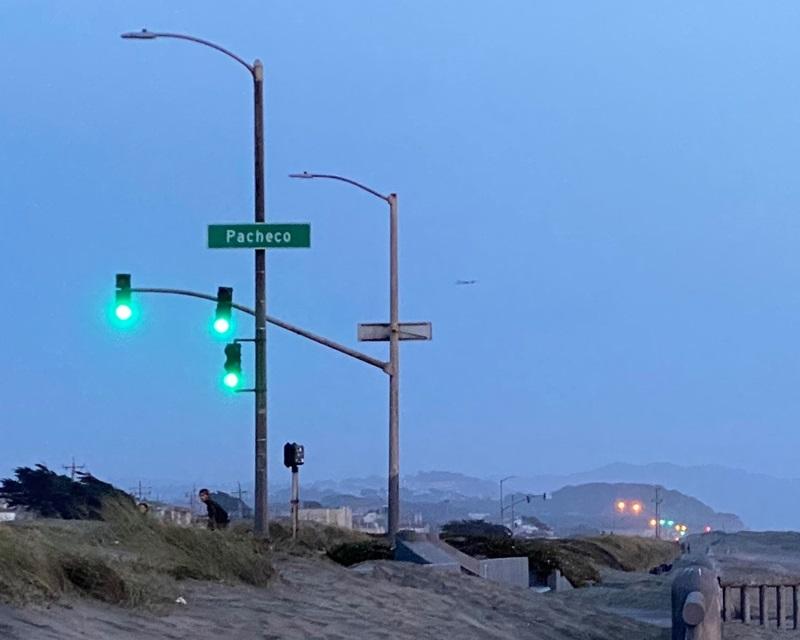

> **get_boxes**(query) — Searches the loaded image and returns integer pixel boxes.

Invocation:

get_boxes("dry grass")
[0,497,273,608]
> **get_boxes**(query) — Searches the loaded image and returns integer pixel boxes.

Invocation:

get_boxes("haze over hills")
[512,462,795,532]
[298,463,785,531]
[104,461,791,531]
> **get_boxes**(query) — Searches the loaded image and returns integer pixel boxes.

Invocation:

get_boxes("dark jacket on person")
[204,498,230,530]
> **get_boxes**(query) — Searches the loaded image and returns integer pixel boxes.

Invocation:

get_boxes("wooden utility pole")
[653,486,663,539]
[235,482,250,520]
[129,481,152,503]
[62,457,86,480]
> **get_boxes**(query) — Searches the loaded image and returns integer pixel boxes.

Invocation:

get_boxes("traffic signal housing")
[214,287,233,335]
[115,273,132,321]
[223,342,242,389]
[283,442,305,469]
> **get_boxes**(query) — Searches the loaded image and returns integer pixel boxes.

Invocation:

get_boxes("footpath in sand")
[0,553,670,640]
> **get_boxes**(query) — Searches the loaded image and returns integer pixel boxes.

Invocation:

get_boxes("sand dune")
[0,553,670,640]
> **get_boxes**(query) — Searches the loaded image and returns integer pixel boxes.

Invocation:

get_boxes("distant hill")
[515,462,797,531]
[538,482,743,535]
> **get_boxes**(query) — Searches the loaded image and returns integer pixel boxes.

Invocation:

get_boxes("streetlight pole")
[289,172,401,539]
[121,29,270,537]
[253,60,268,538]
[499,476,515,525]
[387,192,400,540]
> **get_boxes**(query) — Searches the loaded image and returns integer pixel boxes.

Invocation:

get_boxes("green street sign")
[208,223,310,249]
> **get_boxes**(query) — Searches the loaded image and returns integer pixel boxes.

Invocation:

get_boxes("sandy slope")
[0,553,670,640]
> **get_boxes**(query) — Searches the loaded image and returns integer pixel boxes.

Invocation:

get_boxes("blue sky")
[3,2,800,489]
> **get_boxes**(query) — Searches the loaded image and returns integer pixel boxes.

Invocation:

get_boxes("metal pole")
[388,193,400,540]
[253,59,269,537]
[291,467,299,540]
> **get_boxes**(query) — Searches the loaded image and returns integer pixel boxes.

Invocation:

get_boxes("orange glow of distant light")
[616,501,626,511]
[632,503,642,514]
[704,526,712,533]
[649,518,657,527]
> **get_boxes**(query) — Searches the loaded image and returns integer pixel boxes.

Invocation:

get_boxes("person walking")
[198,488,229,530]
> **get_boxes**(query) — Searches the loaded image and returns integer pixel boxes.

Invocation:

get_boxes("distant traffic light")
[214,287,233,334]
[283,442,305,469]
[223,343,242,389]
[115,273,132,321]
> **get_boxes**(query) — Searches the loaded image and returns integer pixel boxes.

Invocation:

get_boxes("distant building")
[0,499,16,523]
[512,515,554,539]
[150,504,193,527]
[299,507,353,529]
[353,510,385,534]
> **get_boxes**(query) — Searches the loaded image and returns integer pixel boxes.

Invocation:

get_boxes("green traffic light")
[223,372,240,388]
[115,304,133,321]
[213,317,231,334]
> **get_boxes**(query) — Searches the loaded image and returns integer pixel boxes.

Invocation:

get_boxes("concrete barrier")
[395,531,529,589]
[671,558,721,640]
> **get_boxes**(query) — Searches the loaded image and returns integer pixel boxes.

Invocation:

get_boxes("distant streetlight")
[499,476,515,524]
[631,502,642,515]
[616,500,626,512]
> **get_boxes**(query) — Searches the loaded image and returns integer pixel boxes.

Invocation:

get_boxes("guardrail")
[720,583,800,629]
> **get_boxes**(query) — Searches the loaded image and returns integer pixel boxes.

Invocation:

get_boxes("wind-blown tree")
[0,465,134,520]
[440,519,512,539]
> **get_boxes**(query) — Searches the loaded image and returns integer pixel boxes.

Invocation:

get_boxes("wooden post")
[777,586,784,628]
[722,586,728,621]
[741,586,751,624]
[793,585,799,630]
[760,585,767,626]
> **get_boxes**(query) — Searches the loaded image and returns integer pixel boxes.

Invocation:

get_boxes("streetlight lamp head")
[289,172,314,179]
[121,29,158,40]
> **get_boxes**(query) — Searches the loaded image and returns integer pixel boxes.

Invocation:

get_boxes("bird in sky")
[455,279,477,285]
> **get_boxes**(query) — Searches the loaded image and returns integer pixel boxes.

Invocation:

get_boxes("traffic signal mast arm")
[130,286,389,372]
[505,492,548,511]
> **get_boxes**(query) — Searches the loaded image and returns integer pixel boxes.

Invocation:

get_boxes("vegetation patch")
[441,522,679,587]
[327,539,394,567]
[0,476,275,608]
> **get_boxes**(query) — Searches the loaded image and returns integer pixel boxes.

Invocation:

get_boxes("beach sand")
[0,553,670,640]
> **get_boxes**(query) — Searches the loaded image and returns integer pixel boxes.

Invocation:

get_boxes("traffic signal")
[283,442,305,469]
[214,287,233,335]
[223,343,241,389]
[115,273,132,321]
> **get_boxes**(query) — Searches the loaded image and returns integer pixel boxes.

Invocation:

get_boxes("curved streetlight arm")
[131,287,389,372]
[289,172,390,202]
[121,29,254,76]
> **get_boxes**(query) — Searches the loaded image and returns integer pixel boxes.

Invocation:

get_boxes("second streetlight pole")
[388,193,400,540]
[253,60,269,537]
